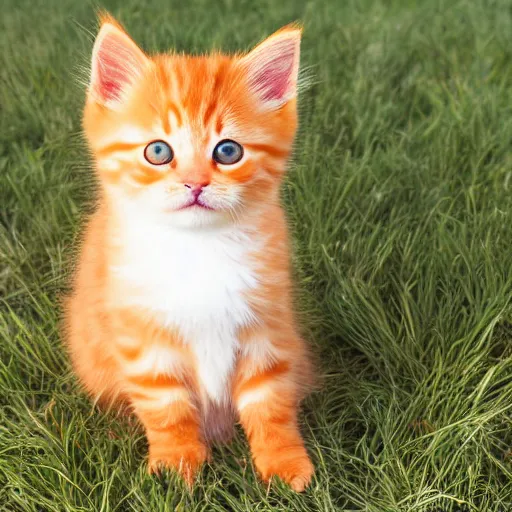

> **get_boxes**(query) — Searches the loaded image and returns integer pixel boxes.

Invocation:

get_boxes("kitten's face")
[84,17,301,228]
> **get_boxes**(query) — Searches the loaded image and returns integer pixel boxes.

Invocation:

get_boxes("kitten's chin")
[162,205,234,229]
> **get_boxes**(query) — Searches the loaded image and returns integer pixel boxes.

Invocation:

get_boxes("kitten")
[64,13,314,491]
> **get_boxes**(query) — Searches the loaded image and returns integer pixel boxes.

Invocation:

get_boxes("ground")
[1,0,512,510]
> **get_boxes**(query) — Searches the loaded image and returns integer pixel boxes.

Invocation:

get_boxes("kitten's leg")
[128,374,208,485]
[114,312,208,485]
[234,333,314,492]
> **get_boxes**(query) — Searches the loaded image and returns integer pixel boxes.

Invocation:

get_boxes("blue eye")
[213,139,244,165]
[144,140,173,165]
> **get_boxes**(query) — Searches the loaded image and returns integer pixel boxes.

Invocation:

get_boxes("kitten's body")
[112,210,259,405]
[65,15,314,491]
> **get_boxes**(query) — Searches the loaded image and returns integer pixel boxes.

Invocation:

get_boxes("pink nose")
[184,183,207,198]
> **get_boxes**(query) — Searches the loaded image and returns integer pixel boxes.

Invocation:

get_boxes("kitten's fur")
[64,14,314,491]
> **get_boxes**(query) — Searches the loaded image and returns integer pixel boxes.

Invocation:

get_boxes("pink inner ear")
[96,47,125,101]
[93,31,142,103]
[249,40,296,102]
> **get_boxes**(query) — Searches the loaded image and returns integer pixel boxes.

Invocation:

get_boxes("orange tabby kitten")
[64,14,314,491]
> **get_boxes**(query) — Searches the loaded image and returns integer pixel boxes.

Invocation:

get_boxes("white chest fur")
[111,218,259,403]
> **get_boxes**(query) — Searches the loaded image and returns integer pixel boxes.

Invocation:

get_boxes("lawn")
[1,0,512,510]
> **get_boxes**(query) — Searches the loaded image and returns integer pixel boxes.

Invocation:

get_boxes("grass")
[1,0,512,509]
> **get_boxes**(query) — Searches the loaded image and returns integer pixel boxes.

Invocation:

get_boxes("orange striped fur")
[64,14,314,491]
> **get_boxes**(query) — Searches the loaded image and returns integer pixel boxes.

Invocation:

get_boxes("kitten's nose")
[184,183,208,198]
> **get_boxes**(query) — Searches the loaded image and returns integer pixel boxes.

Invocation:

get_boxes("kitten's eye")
[213,140,244,165]
[144,140,173,165]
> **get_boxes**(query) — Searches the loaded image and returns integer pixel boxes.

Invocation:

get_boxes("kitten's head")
[83,14,301,228]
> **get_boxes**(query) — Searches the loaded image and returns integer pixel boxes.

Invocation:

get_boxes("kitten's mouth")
[177,198,215,211]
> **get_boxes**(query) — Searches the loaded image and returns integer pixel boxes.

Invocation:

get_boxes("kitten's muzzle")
[177,183,215,211]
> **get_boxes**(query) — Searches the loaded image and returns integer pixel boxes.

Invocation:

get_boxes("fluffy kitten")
[64,14,314,491]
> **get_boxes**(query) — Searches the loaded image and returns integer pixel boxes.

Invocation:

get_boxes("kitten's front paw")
[148,442,209,486]
[253,445,314,492]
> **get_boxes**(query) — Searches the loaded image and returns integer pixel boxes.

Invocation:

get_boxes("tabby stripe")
[96,142,141,156]
[235,360,290,397]
[245,143,288,159]
[127,373,182,389]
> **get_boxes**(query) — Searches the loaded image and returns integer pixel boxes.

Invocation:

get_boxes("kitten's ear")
[89,15,150,107]
[240,25,301,110]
